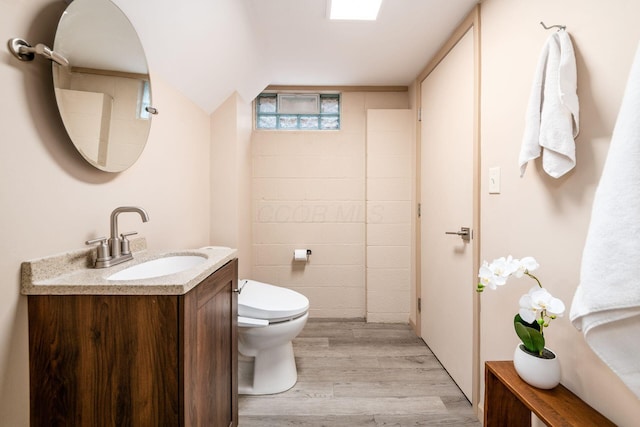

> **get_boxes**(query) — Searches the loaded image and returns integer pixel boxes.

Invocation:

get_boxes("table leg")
[484,366,531,427]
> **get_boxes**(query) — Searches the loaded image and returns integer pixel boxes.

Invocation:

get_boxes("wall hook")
[7,37,69,66]
[540,21,566,31]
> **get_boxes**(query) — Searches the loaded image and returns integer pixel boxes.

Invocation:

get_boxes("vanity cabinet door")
[181,258,238,427]
[28,294,181,426]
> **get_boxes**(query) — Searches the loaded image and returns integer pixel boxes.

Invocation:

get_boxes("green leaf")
[530,329,545,355]
[514,315,545,355]
[514,313,541,332]
[514,322,534,351]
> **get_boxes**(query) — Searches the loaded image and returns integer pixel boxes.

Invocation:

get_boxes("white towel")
[570,42,640,399]
[519,30,580,178]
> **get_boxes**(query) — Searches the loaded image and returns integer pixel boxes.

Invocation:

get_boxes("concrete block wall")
[251,91,411,319]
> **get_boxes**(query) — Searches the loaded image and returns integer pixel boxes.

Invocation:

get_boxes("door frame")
[414,4,481,415]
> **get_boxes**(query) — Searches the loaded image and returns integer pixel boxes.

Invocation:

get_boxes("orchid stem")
[525,271,542,288]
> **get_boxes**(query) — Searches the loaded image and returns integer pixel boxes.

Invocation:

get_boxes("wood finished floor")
[238,320,481,426]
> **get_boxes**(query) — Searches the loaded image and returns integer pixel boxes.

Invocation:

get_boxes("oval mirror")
[52,0,153,172]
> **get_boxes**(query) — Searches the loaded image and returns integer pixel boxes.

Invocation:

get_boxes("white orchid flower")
[513,256,539,278]
[478,264,501,290]
[518,287,565,324]
[491,256,519,277]
[478,257,515,289]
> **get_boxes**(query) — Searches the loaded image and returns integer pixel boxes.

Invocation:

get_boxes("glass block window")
[256,93,341,130]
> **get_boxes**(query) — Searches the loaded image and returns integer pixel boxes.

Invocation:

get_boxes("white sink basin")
[107,255,206,281]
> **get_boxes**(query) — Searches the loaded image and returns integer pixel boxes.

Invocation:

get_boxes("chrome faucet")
[86,206,150,268]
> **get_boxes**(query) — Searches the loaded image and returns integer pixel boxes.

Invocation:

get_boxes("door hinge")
[418,297,422,313]
[418,107,422,122]
[417,203,421,218]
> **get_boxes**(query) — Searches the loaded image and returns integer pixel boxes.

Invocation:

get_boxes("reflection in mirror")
[53,0,152,172]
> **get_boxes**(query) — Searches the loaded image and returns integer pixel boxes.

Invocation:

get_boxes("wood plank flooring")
[239,320,481,426]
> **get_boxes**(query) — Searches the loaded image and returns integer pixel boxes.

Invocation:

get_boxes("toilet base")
[238,341,298,395]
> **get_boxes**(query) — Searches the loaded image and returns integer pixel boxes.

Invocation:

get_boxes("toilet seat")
[238,316,268,328]
[238,279,309,323]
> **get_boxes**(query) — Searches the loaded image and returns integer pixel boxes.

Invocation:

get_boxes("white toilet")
[237,279,309,395]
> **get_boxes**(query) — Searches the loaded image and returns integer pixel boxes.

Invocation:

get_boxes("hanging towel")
[519,30,579,178]
[570,42,640,399]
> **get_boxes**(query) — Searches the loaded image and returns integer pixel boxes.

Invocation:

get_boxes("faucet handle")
[86,237,111,262]
[120,231,138,255]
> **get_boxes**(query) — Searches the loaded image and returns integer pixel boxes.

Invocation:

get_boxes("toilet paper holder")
[293,249,312,261]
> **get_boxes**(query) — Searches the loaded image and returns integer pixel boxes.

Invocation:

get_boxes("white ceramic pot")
[513,344,561,389]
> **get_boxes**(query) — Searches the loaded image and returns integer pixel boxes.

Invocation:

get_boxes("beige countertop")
[21,240,237,295]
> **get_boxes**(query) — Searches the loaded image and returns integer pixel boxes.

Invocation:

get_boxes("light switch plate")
[489,167,501,194]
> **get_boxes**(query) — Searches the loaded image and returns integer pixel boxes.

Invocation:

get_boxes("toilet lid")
[238,279,309,321]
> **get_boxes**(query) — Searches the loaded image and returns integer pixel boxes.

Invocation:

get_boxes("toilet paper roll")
[293,249,309,262]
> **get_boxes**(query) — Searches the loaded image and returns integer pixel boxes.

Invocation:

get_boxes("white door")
[419,28,475,400]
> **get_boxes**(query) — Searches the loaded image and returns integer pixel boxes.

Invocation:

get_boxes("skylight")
[328,0,383,21]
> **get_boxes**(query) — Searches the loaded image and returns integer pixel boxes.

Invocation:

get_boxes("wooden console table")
[484,361,615,427]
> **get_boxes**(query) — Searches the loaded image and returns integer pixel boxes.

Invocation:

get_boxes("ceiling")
[113,0,478,113]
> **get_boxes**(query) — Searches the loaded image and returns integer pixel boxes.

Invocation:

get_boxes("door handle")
[445,227,471,242]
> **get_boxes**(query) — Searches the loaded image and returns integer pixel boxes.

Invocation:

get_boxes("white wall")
[0,1,212,424]
[210,92,253,278]
[366,109,414,322]
[251,92,410,319]
[480,0,640,425]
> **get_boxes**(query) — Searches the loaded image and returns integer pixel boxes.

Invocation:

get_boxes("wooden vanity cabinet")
[27,258,238,427]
